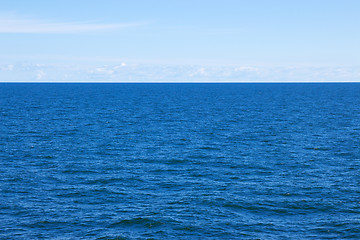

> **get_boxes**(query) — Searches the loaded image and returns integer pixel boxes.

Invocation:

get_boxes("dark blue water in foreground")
[1,83,360,239]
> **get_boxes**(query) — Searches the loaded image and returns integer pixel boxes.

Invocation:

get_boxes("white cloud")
[91,66,114,75]
[234,66,258,72]
[113,62,128,69]
[0,64,14,71]
[189,67,208,77]
[0,14,146,33]
[36,70,46,80]
[1,62,360,82]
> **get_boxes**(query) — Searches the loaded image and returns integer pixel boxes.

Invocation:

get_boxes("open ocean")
[1,83,360,239]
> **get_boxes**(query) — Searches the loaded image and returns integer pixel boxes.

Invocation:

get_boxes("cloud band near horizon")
[1,62,359,82]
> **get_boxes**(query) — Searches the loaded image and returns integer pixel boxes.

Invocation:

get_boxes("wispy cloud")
[1,62,359,82]
[0,14,146,33]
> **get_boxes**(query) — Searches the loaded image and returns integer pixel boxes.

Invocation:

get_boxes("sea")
[0,83,359,239]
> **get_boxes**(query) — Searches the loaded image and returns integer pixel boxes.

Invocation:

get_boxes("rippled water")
[1,83,360,239]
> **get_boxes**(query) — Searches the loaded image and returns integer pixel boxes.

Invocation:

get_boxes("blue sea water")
[0,83,360,239]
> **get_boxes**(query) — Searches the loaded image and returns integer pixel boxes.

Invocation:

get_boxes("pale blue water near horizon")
[1,83,360,239]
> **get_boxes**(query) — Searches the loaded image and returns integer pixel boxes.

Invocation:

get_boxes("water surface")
[1,83,360,239]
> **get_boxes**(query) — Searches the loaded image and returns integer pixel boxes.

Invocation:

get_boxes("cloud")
[36,70,46,80]
[189,67,208,77]
[0,64,14,71]
[1,62,360,82]
[90,66,115,75]
[0,14,146,33]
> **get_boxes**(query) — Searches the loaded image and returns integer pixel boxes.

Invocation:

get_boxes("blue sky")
[1,0,359,82]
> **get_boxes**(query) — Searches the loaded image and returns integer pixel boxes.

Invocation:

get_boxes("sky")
[0,0,359,82]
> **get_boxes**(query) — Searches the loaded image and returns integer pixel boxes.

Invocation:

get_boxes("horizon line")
[1,81,359,84]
